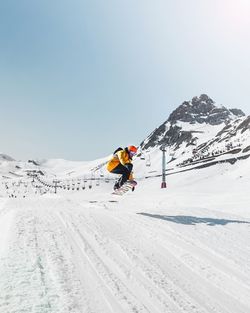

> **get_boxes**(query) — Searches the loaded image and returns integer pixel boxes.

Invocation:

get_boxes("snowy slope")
[1,94,250,312]
[0,157,250,313]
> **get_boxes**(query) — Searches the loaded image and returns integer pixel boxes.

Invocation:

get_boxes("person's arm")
[117,150,131,166]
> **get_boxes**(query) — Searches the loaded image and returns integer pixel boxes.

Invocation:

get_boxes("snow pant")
[110,163,133,187]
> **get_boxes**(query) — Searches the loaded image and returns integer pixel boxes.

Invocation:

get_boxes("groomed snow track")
[0,195,250,313]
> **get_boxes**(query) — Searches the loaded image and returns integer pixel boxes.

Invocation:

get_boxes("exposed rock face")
[229,108,245,118]
[28,160,40,166]
[237,116,250,133]
[189,115,250,163]
[216,116,250,139]
[140,94,245,151]
[168,94,245,125]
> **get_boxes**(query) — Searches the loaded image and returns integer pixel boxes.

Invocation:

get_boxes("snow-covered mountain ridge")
[140,94,246,151]
[1,94,249,190]
[168,94,244,125]
[0,153,15,162]
[139,94,250,168]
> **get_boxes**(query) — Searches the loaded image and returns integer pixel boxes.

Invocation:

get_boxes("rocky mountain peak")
[168,94,245,125]
[140,94,246,151]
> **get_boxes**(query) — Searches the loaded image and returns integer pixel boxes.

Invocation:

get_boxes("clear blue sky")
[1,0,250,161]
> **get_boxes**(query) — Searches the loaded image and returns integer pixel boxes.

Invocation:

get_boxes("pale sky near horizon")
[0,0,250,161]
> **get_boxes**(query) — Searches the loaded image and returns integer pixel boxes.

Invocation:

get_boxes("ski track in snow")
[0,196,250,313]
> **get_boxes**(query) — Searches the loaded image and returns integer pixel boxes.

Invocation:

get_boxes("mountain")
[167,94,244,125]
[139,95,247,164]
[0,94,249,183]
[190,115,250,163]
[0,154,15,162]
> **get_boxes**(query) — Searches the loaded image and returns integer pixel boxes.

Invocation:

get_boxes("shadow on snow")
[137,213,250,226]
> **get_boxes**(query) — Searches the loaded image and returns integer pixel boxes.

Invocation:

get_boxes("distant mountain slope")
[191,115,250,161]
[0,94,248,184]
[140,94,245,153]
[0,154,15,162]
[137,94,249,175]
[168,94,244,125]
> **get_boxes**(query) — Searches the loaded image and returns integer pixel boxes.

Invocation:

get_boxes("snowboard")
[112,180,137,196]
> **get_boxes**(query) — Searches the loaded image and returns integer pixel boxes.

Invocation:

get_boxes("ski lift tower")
[53,179,61,194]
[160,145,167,188]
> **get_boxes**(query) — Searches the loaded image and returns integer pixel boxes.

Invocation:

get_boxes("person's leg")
[120,163,132,185]
[111,164,132,187]
[111,164,126,189]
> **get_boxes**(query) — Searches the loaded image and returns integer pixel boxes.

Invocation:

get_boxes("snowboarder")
[106,146,137,190]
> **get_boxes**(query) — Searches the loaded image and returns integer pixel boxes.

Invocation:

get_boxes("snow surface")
[176,121,224,145]
[0,157,250,313]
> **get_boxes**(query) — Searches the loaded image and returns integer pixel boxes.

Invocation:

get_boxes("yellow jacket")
[106,150,131,172]
[106,149,134,180]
